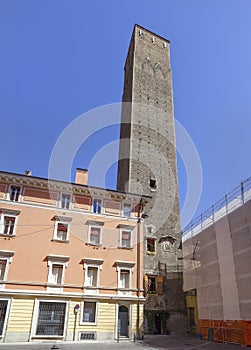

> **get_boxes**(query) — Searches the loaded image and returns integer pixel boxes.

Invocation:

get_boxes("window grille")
[36,302,66,336]
[79,332,96,340]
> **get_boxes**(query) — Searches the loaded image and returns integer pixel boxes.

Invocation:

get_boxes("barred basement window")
[79,332,96,340]
[36,302,66,336]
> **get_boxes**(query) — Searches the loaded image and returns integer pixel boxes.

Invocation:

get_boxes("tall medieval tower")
[117,25,185,333]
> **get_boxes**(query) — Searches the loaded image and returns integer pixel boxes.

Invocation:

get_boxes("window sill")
[118,246,133,250]
[80,322,97,326]
[0,233,15,238]
[86,242,102,247]
[32,335,64,339]
[52,239,69,244]
[147,251,156,256]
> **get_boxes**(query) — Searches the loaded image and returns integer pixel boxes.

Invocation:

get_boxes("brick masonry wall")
[117,25,186,327]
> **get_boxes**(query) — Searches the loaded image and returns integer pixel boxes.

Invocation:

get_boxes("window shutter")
[157,276,163,295]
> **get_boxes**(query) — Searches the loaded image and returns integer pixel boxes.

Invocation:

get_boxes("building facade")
[183,177,251,346]
[117,24,185,334]
[0,169,148,343]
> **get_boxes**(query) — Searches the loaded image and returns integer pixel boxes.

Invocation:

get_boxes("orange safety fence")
[198,319,251,346]
[243,320,251,346]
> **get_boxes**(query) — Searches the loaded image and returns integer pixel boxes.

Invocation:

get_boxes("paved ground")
[140,334,245,349]
[0,335,246,350]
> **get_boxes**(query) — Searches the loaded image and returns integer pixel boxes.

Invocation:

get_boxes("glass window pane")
[90,227,100,244]
[120,270,130,288]
[10,186,20,201]
[123,204,131,217]
[61,194,70,209]
[51,265,63,284]
[83,302,96,323]
[147,238,155,252]
[87,267,98,286]
[0,261,7,280]
[93,200,101,214]
[121,231,131,247]
[0,300,8,336]
[4,217,15,235]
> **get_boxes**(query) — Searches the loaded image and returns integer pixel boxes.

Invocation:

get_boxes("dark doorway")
[118,305,129,337]
[155,314,161,334]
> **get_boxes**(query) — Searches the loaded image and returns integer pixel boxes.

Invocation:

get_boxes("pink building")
[0,169,149,343]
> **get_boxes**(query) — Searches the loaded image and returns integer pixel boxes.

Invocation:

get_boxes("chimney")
[75,168,88,185]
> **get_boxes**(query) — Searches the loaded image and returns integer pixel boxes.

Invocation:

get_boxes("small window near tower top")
[149,178,157,191]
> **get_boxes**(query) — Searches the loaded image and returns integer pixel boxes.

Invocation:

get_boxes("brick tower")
[117,24,186,334]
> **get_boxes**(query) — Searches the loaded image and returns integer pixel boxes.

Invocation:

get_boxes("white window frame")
[31,299,69,339]
[60,193,71,209]
[53,222,70,242]
[83,258,103,295]
[88,224,103,246]
[46,255,69,292]
[0,209,20,237]
[145,225,155,235]
[0,298,12,338]
[120,228,132,249]
[8,185,22,202]
[116,261,135,296]
[0,251,14,289]
[146,237,156,255]
[122,202,132,218]
[92,198,102,214]
[80,300,98,325]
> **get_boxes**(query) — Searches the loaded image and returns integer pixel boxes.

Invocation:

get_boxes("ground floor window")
[82,302,96,323]
[36,302,66,336]
[0,300,9,336]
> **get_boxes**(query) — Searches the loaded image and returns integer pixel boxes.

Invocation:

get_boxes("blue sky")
[1,0,251,226]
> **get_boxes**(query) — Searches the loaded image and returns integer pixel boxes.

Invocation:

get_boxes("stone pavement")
[139,334,245,349]
[0,335,246,350]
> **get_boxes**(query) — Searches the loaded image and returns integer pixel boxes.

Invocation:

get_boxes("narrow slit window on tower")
[149,178,157,191]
